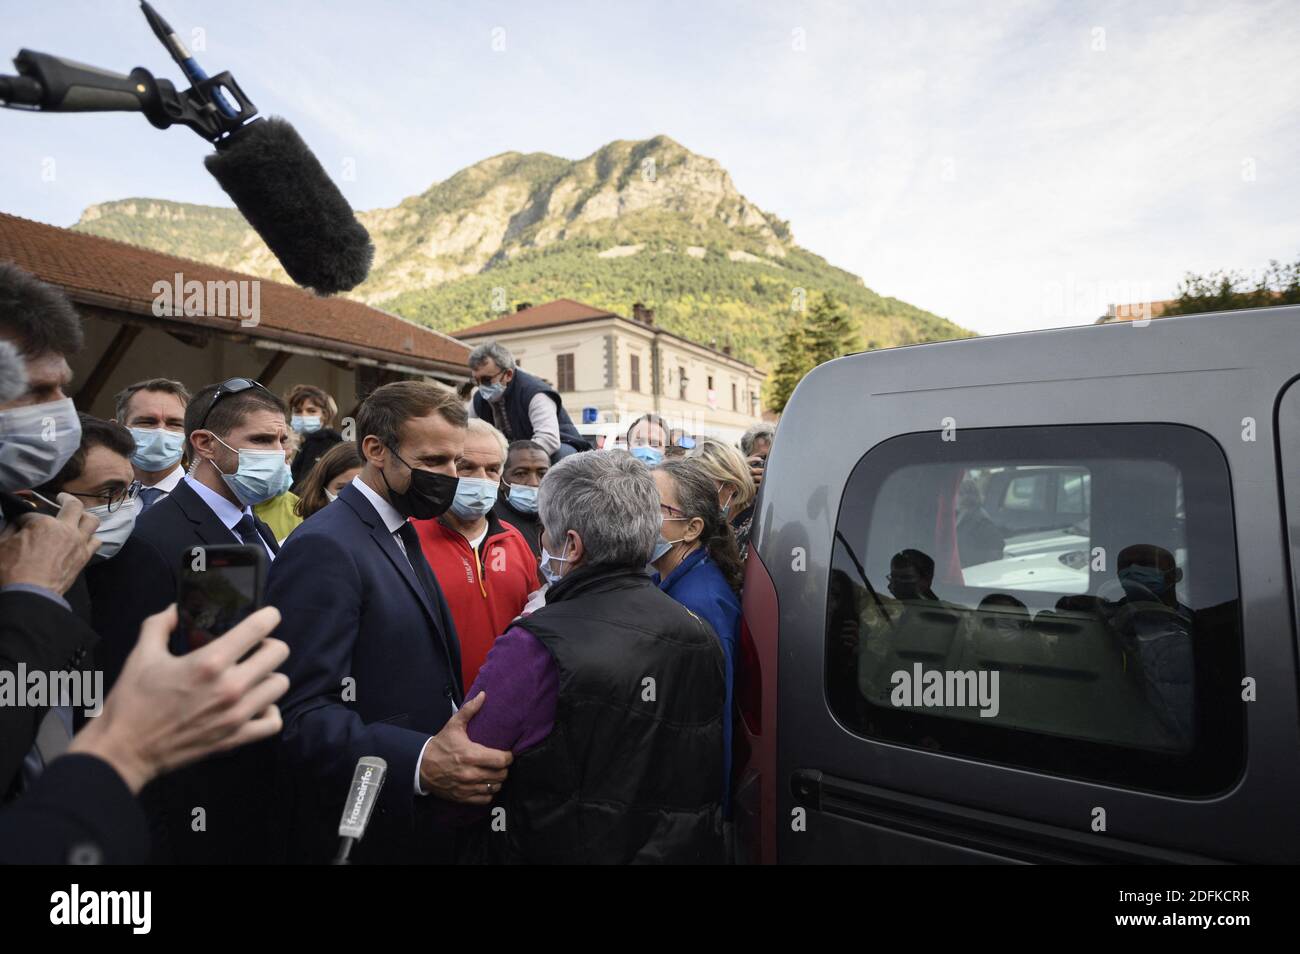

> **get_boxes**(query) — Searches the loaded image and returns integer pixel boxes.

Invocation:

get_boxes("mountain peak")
[71,135,964,367]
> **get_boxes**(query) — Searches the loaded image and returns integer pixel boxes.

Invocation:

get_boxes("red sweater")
[413,512,541,690]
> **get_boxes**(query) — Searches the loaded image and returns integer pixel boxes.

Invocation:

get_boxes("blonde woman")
[688,438,757,560]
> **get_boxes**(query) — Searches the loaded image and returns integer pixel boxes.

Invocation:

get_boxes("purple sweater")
[433,624,557,828]
[464,624,558,753]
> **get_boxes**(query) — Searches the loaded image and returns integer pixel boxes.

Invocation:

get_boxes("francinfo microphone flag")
[334,756,387,865]
[0,1,375,296]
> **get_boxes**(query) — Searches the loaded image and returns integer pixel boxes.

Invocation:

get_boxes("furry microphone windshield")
[204,117,374,295]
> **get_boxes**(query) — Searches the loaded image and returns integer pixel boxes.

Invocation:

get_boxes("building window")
[678,366,687,400]
[825,423,1243,796]
[556,353,575,392]
[707,374,715,391]
[731,382,738,411]
[630,354,641,392]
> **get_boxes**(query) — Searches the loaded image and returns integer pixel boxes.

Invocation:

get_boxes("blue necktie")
[138,486,165,511]
[233,514,265,549]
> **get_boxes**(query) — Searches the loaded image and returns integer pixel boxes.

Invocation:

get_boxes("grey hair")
[466,417,508,463]
[538,449,660,567]
[740,422,776,456]
[468,340,517,372]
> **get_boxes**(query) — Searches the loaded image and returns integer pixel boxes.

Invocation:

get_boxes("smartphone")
[176,544,267,652]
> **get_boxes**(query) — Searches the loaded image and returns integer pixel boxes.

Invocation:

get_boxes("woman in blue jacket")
[650,458,744,811]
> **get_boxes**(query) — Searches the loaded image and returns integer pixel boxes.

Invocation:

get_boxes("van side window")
[826,424,1243,796]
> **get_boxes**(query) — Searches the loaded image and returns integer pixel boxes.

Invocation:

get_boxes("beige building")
[454,300,766,445]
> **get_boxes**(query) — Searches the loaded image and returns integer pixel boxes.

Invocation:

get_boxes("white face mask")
[0,397,82,492]
[540,536,571,585]
[325,489,338,503]
[86,495,137,560]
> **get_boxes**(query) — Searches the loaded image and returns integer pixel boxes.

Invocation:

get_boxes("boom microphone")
[0,2,375,296]
[334,756,387,865]
[205,118,374,296]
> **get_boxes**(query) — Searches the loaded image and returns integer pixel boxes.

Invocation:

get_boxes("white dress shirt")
[350,475,442,795]
[149,464,185,494]
[183,475,276,561]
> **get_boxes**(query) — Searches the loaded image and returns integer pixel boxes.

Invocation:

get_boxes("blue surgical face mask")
[1120,565,1171,599]
[477,377,507,403]
[719,486,735,519]
[631,445,663,466]
[506,483,539,513]
[651,517,689,564]
[129,426,185,473]
[291,415,322,434]
[540,538,571,585]
[650,534,674,563]
[210,435,292,506]
[0,397,82,492]
[450,476,499,520]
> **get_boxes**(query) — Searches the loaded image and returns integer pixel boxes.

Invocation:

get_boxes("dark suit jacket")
[83,477,281,864]
[267,481,463,864]
[0,590,98,801]
[0,754,149,864]
[87,478,279,674]
[0,492,99,800]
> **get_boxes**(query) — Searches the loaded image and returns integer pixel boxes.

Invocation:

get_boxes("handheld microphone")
[0,3,375,296]
[0,340,27,405]
[333,756,387,865]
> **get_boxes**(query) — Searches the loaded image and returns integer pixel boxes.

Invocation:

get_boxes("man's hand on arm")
[67,604,290,794]
[0,493,99,594]
[418,691,513,805]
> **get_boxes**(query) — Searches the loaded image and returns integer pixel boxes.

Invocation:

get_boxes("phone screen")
[177,545,266,652]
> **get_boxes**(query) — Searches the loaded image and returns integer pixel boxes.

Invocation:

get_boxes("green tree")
[1164,254,1300,315]
[766,293,862,412]
[767,320,811,413]
[804,292,859,365]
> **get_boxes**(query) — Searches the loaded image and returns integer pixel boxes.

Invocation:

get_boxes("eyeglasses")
[198,377,273,431]
[660,503,687,519]
[68,480,142,513]
[473,370,507,388]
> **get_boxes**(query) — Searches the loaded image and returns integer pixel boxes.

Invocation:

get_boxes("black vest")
[473,369,590,457]
[467,564,725,864]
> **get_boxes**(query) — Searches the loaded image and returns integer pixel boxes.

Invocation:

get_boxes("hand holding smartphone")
[176,543,267,652]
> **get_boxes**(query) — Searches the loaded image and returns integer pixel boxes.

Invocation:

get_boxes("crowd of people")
[0,262,777,864]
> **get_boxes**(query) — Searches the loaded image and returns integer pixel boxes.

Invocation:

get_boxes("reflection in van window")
[826,425,1243,796]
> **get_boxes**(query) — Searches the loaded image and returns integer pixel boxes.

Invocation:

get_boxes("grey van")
[734,306,1300,863]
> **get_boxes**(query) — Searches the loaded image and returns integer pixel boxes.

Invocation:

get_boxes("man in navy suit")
[268,380,513,864]
[86,377,291,863]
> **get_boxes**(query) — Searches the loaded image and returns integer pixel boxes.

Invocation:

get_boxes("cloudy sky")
[2,0,1297,334]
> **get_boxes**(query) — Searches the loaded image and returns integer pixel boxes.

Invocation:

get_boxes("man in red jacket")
[414,419,541,688]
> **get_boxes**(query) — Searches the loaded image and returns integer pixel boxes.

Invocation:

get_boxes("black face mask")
[381,446,459,520]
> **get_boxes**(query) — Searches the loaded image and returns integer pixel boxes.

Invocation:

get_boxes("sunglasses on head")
[198,377,274,431]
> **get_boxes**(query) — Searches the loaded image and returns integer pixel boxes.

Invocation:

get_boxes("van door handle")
[791,769,824,810]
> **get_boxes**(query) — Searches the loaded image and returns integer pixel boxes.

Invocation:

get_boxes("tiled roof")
[0,211,469,371]
[453,299,621,337]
